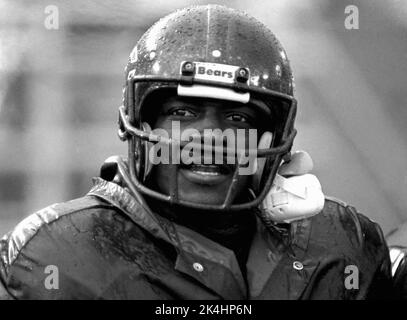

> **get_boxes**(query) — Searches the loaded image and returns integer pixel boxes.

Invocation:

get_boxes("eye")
[167,107,196,118]
[226,113,249,123]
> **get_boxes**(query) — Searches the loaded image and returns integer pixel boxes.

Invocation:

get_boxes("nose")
[186,107,232,157]
[191,107,225,133]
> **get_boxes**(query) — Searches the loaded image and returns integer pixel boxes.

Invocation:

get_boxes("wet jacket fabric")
[390,247,407,299]
[0,171,393,299]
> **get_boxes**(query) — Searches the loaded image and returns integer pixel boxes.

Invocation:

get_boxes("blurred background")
[0,0,406,243]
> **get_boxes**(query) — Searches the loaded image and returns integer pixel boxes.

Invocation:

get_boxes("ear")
[252,131,273,193]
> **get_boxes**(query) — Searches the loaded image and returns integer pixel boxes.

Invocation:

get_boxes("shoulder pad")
[323,195,386,249]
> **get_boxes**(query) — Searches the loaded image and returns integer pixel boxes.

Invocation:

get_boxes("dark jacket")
[390,246,407,299]
[0,165,393,299]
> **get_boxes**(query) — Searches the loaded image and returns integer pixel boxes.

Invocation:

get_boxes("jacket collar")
[88,177,171,244]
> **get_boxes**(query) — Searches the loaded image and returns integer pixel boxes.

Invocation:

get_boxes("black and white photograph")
[0,0,406,306]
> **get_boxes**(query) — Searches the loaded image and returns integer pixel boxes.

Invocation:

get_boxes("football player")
[0,5,393,299]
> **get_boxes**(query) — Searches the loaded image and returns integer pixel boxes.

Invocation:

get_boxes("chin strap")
[259,150,325,224]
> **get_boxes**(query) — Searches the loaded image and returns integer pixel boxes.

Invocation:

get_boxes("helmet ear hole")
[100,161,118,182]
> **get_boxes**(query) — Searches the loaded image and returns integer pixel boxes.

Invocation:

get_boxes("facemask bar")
[119,105,295,158]
[119,76,297,211]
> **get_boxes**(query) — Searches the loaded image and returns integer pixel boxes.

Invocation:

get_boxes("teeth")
[192,170,220,176]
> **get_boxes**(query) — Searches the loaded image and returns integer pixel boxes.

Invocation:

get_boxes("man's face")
[148,94,266,206]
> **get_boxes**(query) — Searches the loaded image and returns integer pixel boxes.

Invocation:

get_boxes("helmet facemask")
[118,76,297,212]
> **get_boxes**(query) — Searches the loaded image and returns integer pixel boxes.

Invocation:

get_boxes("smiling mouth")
[189,164,231,175]
[179,164,233,185]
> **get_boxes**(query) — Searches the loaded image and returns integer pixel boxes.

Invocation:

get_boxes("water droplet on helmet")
[275,65,282,77]
[212,49,221,58]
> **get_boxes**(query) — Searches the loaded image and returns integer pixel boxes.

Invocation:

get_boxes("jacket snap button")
[293,261,303,270]
[193,262,204,272]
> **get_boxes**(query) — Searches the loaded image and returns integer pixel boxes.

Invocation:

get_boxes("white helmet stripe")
[177,84,250,103]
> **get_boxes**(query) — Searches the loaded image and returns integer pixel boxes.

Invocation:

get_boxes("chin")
[151,164,250,206]
[178,188,227,206]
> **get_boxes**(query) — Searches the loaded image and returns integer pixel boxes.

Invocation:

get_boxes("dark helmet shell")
[124,4,294,106]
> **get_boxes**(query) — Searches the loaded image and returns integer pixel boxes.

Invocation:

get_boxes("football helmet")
[117,4,297,212]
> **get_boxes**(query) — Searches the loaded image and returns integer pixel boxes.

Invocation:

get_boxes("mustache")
[180,147,238,164]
